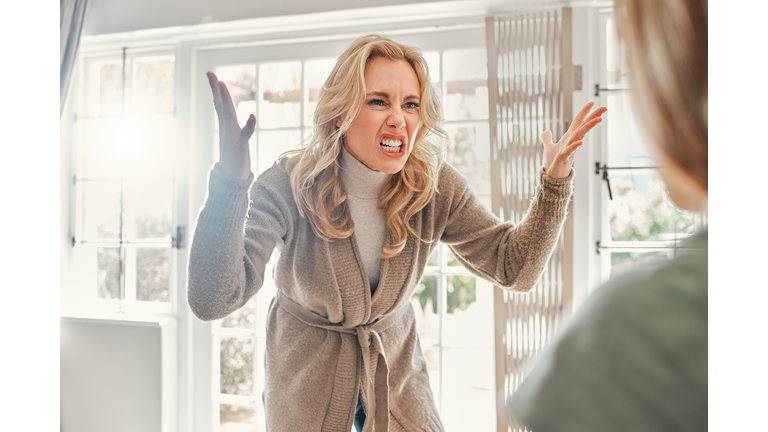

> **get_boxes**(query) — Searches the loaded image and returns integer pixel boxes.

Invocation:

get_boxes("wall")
[60,317,177,432]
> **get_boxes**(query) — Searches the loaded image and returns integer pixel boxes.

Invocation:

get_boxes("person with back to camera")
[188,34,605,431]
[506,1,707,431]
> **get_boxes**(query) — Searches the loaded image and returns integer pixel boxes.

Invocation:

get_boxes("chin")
[667,188,706,213]
[377,164,405,175]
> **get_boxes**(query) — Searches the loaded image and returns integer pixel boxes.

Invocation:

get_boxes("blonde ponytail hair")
[284,34,446,258]
[614,0,707,189]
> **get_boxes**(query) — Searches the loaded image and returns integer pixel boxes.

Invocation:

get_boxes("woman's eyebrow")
[367,91,390,99]
[366,91,420,102]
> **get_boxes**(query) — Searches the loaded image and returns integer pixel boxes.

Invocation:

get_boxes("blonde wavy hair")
[615,0,707,189]
[284,34,446,258]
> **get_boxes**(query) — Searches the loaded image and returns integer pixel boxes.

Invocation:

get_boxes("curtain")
[485,9,575,431]
[61,0,88,116]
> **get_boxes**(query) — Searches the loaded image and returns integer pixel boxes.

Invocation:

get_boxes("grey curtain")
[61,0,88,116]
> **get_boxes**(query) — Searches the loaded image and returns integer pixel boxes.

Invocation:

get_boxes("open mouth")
[380,138,403,153]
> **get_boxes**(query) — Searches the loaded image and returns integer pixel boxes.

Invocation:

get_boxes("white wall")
[61,317,177,432]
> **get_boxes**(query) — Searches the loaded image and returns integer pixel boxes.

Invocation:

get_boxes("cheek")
[407,115,421,138]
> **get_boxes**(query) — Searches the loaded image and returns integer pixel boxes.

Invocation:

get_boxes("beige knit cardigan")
[188,158,573,431]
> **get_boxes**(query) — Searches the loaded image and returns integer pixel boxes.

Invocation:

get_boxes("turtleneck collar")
[339,145,392,199]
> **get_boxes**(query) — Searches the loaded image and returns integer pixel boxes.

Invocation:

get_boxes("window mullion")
[124,245,137,302]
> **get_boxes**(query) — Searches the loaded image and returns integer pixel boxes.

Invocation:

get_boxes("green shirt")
[507,229,707,432]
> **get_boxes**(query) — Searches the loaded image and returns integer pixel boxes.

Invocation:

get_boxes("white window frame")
[63,45,180,319]
[591,7,706,289]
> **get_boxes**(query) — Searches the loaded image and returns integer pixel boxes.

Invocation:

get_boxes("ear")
[335,117,343,128]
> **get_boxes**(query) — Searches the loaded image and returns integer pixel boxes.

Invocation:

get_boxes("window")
[200,37,495,432]
[65,48,177,316]
[594,12,706,286]
[412,46,496,431]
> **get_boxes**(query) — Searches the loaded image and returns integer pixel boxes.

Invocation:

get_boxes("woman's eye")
[405,102,420,109]
[369,99,385,106]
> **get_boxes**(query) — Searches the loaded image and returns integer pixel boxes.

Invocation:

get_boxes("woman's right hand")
[207,71,255,181]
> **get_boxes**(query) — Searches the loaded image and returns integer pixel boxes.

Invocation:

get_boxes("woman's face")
[338,56,421,174]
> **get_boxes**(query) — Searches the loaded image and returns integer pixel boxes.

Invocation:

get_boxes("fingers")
[568,101,596,132]
[540,130,554,146]
[584,106,607,124]
[207,72,224,122]
[563,139,583,157]
[240,114,256,140]
[570,117,603,142]
[218,81,239,129]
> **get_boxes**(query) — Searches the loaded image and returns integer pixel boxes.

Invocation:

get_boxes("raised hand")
[207,71,256,181]
[543,101,607,179]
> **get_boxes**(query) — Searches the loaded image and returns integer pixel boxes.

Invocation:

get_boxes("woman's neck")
[340,145,392,199]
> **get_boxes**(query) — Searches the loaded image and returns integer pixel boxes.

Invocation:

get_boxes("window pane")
[441,347,495,426]
[81,115,174,179]
[82,180,121,240]
[81,117,125,179]
[442,276,494,350]
[88,59,129,117]
[606,93,653,167]
[222,299,256,329]
[423,51,440,83]
[443,48,488,120]
[259,62,302,129]
[609,170,695,241]
[97,247,121,299]
[304,57,336,126]
[120,115,175,179]
[221,336,254,396]
[610,251,669,279]
[216,65,257,107]
[444,123,492,200]
[129,55,174,114]
[220,404,255,432]
[125,179,173,239]
[255,130,302,175]
[412,275,439,345]
[446,275,475,314]
[136,247,171,302]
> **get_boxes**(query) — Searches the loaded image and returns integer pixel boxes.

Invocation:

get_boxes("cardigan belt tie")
[275,291,409,432]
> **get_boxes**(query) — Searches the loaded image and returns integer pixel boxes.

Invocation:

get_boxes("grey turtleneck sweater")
[339,146,391,292]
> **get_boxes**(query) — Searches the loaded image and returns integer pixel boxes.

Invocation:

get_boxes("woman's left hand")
[543,102,607,179]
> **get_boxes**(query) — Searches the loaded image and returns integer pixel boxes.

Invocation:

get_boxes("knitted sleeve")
[187,162,292,321]
[438,163,573,292]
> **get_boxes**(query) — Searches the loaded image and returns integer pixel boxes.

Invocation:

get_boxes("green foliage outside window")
[447,276,476,314]
[414,276,438,314]
[220,337,254,397]
[609,174,694,241]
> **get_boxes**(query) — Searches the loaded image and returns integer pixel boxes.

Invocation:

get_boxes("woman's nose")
[387,109,406,130]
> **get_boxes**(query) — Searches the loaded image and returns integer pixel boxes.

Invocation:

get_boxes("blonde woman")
[188,34,604,432]
[507,1,707,431]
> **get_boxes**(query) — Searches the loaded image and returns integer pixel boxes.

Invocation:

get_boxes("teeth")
[380,139,403,148]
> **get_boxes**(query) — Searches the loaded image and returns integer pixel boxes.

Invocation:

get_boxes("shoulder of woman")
[574,246,707,342]
[252,157,293,192]
[435,161,471,197]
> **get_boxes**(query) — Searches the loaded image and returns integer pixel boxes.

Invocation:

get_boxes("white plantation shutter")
[485,9,575,431]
